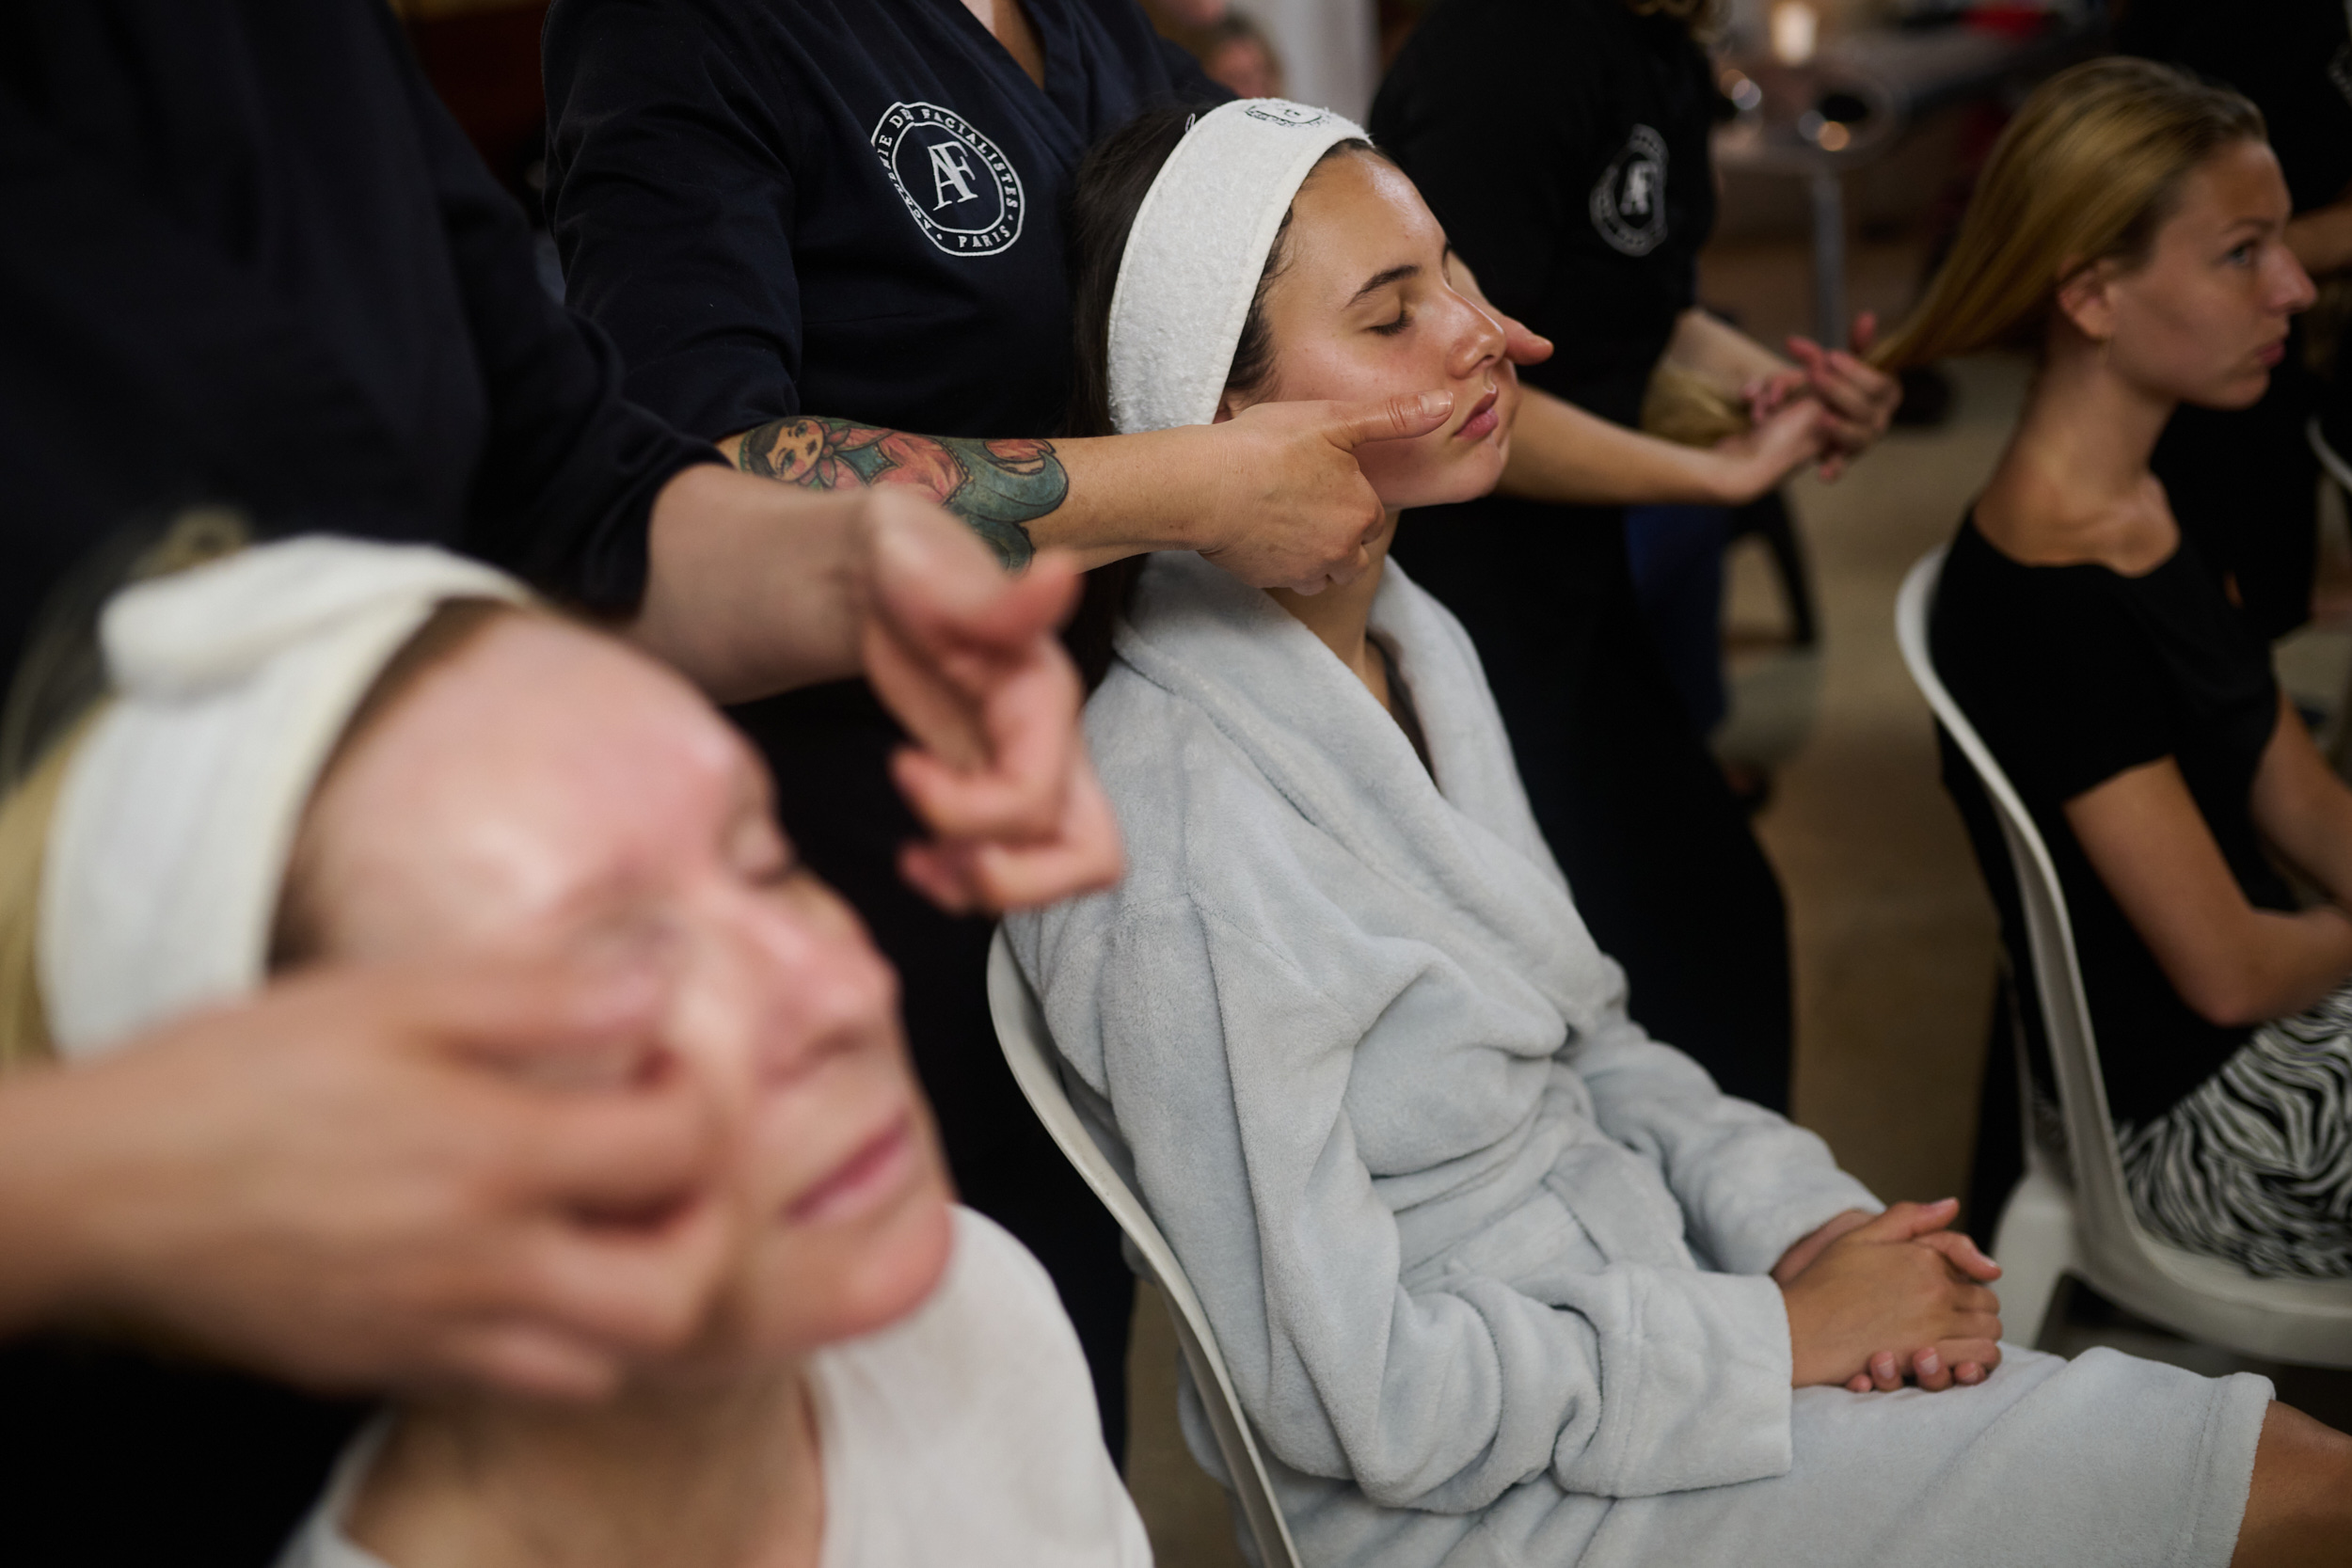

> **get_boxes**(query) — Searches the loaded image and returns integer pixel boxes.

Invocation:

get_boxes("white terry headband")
[1106,99,1370,435]
[38,536,532,1057]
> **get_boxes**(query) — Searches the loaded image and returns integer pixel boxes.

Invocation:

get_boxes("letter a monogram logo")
[871,102,1026,257]
[1590,125,1669,257]
[929,143,980,207]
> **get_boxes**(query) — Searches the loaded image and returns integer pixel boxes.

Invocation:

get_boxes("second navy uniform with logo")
[543,0,1223,1457]
[1370,0,1796,1112]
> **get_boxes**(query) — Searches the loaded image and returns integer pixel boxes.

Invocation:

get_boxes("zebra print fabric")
[2117,982,2352,1278]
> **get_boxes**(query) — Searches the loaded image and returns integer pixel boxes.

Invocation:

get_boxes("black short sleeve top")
[542,0,1224,442]
[1929,515,2293,1127]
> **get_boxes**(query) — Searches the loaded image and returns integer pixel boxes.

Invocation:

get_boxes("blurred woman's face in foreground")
[291,613,955,1373]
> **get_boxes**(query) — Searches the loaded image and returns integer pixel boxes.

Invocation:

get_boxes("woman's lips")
[2258,339,2287,368]
[1454,385,1501,442]
[786,1112,915,1227]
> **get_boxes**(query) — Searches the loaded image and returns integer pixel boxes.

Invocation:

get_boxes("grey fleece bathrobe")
[1008,550,2272,1568]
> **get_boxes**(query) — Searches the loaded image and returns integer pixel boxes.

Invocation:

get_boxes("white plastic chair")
[985,929,1305,1568]
[1896,546,2352,1364]
[2310,413,2352,499]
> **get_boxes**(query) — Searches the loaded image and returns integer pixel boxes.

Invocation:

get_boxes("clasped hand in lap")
[1775,1198,2005,1394]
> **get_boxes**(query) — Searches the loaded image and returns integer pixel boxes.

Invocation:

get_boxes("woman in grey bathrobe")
[1011,99,2351,1567]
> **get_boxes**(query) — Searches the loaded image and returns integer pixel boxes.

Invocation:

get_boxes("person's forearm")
[2287,199,2352,278]
[627,463,874,701]
[628,453,1200,706]
[721,416,1212,572]
[0,1069,89,1336]
[2264,785,2352,912]
[1665,308,1791,388]
[2250,693,2352,909]
[1499,386,1748,507]
[2217,906,2352,1024]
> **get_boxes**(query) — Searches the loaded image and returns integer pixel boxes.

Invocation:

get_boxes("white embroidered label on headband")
[870,102,1027,257]
[1242,103,1331,129]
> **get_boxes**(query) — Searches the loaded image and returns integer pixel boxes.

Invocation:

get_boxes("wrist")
[1030,428,1218,566]
[1146,425,1228,556]
[0,1068,107,1334]
[1780,1283,1824,1387]
[1692,448,1751,509]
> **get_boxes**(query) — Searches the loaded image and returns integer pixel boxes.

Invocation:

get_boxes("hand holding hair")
[1783,310,1901,478]
[1705,396,1828,505]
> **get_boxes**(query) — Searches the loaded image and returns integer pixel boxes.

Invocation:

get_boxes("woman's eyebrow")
[1347,263,1421,306]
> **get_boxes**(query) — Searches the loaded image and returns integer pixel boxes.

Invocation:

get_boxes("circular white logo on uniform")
[871,102,1025,257]
[1590,125,1669,258]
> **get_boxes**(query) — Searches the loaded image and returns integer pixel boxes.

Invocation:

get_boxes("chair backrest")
[1897,546,2352,1365]
[985,929,1304,1568]
[1894,549,2137,1232]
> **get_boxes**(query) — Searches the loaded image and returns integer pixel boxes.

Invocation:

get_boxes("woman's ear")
[2054,259,2118,346]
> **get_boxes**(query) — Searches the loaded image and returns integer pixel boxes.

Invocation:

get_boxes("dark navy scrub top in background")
[0,0,715,694]
[543,0,1225,1461]
[0,2,716,1562]
[1370,0,1795,1113]
[545,0,1219,443]
[1374,0,1715,430]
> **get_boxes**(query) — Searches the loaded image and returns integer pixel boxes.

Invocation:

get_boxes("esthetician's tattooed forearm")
[736,415,1068,568]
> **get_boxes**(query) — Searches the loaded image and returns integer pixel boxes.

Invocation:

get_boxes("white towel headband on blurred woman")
[38,537,532,1057]
[1106,98,1369,436]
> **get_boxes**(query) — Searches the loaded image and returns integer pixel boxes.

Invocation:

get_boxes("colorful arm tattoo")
[735,415,1068,569]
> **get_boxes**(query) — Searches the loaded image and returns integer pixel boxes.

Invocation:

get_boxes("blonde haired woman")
[1887,56,2352,1282]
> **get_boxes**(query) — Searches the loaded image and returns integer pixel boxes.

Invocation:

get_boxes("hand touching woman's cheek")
[1220,152,1518,515]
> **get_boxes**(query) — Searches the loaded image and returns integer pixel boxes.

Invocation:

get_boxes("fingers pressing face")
[292,615,955,1370]
[1229,151,1518,510]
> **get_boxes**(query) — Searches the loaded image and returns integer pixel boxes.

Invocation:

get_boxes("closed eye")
[1370,308,1411,337]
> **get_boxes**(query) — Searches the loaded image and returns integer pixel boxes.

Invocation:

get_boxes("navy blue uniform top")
[544,0,1223,443]
[1363,0,1794,1111]
[1371,0,1718,430]
[543,6,1224,1460]
[0,0,716,690]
